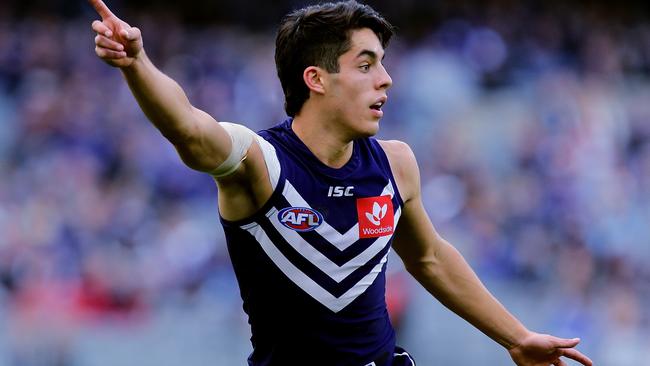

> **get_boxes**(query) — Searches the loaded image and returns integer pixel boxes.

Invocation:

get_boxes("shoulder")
[377,139,415,161]
[377,139,420,203]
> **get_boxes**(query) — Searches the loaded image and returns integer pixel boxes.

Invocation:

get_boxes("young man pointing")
[89,1,593,365]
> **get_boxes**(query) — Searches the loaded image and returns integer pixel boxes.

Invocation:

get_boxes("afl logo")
[278,207,323,232]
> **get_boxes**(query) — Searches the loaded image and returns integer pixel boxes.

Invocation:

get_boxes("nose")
[377,63,392,90]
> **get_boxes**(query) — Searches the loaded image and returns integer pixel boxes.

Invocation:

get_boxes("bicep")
[380,140,447,269]
[173,107,236,172]
[392,196,447,271]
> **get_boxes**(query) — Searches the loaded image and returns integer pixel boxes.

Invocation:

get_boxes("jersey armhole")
[372,139,405,208]
[219,136,283,227]
[255,135,281,190]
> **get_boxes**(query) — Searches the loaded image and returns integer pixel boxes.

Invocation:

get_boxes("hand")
[88,0,143,68]
[508,332,593,366]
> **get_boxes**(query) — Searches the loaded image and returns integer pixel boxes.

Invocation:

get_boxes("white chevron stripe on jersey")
[268,206,401,283]
[244,223,390,313]
[282,180,396,251]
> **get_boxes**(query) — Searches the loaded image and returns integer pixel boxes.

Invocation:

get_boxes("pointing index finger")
[88,0,114,20]
[551,337,580,349]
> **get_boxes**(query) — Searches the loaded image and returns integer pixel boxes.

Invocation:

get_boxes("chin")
[357,122,380,138]
[342,115,380,138]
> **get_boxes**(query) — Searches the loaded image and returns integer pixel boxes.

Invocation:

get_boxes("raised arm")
[380,140,592,366]
[88,0,275,220]
[88,0,232,173]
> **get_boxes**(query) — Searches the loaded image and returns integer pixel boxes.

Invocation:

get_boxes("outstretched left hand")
[508,332,593,366]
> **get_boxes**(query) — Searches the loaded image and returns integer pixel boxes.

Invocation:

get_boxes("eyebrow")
[356,49,385,61]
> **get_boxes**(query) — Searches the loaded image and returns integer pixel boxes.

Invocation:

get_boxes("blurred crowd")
[1,1,650,365]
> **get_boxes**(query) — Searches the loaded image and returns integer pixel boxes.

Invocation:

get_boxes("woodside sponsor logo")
[356,196,394,238]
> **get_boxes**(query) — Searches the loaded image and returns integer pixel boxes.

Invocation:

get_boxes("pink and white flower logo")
[365,202,388,226]
[357,195,394,238]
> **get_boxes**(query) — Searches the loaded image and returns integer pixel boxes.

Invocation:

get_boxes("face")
[322,28,393,138]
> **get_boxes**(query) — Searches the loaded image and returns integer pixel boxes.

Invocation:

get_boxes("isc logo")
[328,186,354,197]
[278,207,323,232]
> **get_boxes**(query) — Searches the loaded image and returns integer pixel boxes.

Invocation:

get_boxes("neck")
[291,114,354,169]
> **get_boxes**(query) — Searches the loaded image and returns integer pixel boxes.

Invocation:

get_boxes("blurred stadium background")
[1,0,649,365]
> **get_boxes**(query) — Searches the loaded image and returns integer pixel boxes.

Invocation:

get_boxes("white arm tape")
[209,122,255,178]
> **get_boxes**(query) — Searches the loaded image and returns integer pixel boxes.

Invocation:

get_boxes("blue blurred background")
[1,0,649,365]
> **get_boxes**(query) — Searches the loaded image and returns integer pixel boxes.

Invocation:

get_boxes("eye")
[360,64,370,72]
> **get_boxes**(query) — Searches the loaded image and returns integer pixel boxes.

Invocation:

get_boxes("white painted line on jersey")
[245,223,390,313]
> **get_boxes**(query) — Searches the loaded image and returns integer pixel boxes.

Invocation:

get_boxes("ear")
[303,66,326,95]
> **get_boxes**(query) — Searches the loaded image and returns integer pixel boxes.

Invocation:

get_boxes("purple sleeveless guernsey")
[221,119,404,366]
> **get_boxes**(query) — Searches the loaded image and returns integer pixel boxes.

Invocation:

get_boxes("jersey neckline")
[282,118,361,179]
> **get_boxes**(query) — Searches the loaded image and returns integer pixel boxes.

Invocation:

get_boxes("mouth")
[369,97,387,117]
[370,96,387,110]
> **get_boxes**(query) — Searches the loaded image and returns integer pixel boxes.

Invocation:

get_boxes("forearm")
[120,51,199,144]
[388,146,592,365]
[119,51,235,172]
[88,0,254,176]
[406,240,529,350]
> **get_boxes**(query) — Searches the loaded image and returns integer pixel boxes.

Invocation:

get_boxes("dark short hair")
[275,1,394,117]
